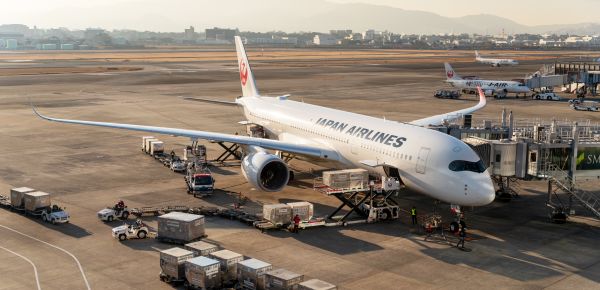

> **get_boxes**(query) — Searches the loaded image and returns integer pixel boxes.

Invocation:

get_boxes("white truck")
[112,222,150,241]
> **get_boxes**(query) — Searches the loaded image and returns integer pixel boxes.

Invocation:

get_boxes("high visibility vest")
[411,209,416,215]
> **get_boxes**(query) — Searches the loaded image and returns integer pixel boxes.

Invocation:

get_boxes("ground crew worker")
[293,214,301,234]
[411,206,417,225]
[456,226,466,249]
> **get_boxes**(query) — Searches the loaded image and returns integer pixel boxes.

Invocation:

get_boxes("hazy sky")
[3,0,598,31]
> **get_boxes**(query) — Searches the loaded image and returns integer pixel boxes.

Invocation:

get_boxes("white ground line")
[0,245,42,290]
[0,224,91,290]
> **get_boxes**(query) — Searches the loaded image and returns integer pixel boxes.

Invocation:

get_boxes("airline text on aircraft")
[315,118,407,148]
[465,81,509,88]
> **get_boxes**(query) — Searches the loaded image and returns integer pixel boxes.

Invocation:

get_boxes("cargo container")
[142,136,155,151]
[185,256,221,290]
[322,169,368,189]
[298,279,337,290]
[265,269,304,290]
[238,258,273,290]
[144,137,158,153]
[158,212,206,244]
[286,202,313,221]
[23,191,50,212]
[159,247,194,282]
[10,187,35,208]
[185,241,219,257]
[150,141,165,155]
[209,250,244,282]
[262,204,292,225]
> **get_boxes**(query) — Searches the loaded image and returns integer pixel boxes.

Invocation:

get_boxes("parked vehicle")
[170,158,187,173]
[434,89,461,99]
[533,92,560,101]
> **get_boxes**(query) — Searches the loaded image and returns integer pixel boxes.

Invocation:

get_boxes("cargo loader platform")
[313,174,403,224]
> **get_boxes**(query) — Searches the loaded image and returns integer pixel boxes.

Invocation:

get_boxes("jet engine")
[241,151,290,192]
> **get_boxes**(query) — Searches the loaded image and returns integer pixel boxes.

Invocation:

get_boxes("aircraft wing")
[181,96,239,106]
[409,87,486,127]
[32,106,340,161]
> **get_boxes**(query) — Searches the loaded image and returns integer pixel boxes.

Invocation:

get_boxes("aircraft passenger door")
[415,147,430,174]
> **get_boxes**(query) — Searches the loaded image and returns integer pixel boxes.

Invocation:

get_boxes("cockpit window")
[449,160,486,173]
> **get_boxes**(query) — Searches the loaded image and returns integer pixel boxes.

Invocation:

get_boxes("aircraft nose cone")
[475,172,496,206]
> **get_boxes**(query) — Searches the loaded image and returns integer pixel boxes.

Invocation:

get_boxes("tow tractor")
[97,202,130,222]
[112,221,151,241]
[170,157,186,173]
[41,205,70,224]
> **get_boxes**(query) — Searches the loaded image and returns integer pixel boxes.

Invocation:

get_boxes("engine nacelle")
[241,152,290,192]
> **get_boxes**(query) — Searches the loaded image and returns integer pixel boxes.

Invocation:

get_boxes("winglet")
[30,98,48,120]
[476,86,485,105]
[408,86,486,127]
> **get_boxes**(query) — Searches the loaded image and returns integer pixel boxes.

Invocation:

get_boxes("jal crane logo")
[239,61,248,86]
[447,70,454,79]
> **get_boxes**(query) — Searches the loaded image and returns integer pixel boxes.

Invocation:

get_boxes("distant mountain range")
[2,0,598,34]
[202,0,599,34]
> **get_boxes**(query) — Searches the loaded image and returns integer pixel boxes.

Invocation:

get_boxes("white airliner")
[32,36,495,206]
[475,50,519,67]
[445,63,531,97]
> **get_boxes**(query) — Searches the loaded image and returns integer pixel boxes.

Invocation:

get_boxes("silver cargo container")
[160,247,194,280]
[209,250,244,282]
[10,187,35,207]
[265,268,304,290]
[185,240,219,257]
[262,204,292,225]
[158,212,205,243]
[142,136,155,150]
[238,258,273,290]
[298,279,337,290]
[287,202,314,221]
[144,138,158,153]
[150,141,165,155]
[185,256,221,290]
[23,191,51,212]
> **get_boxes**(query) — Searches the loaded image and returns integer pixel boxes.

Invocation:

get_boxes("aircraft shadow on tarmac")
[207,166,238,176]
[404,192,600,283]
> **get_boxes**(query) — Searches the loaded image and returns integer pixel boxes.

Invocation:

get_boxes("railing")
[544,162,600,218]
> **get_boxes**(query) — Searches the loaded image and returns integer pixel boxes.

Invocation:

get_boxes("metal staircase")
[545,163,600,219]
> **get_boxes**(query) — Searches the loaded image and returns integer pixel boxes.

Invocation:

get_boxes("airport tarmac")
[0,49,599,290]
